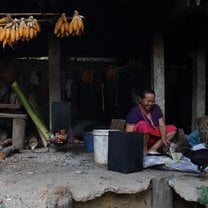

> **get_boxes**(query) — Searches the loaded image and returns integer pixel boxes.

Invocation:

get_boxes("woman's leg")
[148,131,177,152]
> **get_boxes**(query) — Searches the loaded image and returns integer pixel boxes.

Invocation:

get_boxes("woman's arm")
[125,123,135,132]
[158,117,170,146]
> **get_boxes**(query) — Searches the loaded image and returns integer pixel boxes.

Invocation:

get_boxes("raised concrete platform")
[0,148,207,208]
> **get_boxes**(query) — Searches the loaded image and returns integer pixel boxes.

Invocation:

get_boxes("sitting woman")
[125,89,177,155]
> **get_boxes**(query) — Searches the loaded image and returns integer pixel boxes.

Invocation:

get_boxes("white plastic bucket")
[92,129,119,165]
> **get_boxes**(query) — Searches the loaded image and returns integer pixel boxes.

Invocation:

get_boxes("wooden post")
[12,118,26,150]
[152,177,173,208]
[192,48,206,130]
[48,32,61,129]
[46,186,73,208]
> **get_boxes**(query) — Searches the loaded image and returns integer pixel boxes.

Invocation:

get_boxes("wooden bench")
[0,103,20,109]
[0,112,28,150]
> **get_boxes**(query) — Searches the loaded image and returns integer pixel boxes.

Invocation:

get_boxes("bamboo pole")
[11,81,49,147]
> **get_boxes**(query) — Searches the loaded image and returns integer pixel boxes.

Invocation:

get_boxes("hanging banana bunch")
[0,15,41,48]
[54,10,84,38]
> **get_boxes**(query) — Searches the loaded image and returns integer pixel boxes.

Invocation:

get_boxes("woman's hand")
[125,123,135,132]
[161,137,170,146]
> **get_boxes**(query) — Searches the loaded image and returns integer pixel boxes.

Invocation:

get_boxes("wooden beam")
[0,13,59,16]
[192,48,206,130]
[0,113,27,119]
[0,104,20,109]
[48,32,61,129]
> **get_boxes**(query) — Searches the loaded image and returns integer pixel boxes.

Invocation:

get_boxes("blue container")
[84,132,94,152]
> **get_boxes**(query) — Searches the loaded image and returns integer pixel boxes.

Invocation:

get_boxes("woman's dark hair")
[139,89,155,100]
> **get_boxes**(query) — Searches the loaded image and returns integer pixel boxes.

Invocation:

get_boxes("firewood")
[2,138,12,147]
[0,146,15,160]
[28,133,38,150]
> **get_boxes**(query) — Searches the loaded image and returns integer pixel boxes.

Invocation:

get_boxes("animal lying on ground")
[183,148,208,174]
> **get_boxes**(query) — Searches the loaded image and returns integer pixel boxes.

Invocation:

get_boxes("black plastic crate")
[108,131,144,174]
[51,101,71,130]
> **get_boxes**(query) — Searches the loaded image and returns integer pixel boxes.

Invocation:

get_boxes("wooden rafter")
[0,13,59,16]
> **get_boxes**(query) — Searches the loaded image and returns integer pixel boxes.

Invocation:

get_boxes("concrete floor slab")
[0,148,207,208]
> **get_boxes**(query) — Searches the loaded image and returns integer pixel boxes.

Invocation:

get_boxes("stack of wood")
[0,130,16,160]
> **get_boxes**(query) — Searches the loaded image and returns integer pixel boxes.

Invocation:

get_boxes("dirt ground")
[0,146,95,208]
[0,146,207,208]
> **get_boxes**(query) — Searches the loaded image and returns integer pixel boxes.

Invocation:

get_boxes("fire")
[54,129,68,144]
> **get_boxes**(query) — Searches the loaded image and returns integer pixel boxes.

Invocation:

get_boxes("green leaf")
[197,186,208,207]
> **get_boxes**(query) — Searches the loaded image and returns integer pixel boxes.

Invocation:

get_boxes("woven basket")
[196,116,208,144]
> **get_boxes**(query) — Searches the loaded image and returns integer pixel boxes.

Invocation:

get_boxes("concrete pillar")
[152,177,173,208]
[48,33,61,129]
[192,48,206,130]
[151,33,165,114]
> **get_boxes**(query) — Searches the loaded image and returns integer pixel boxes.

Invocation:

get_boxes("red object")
[134,120,177,148]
